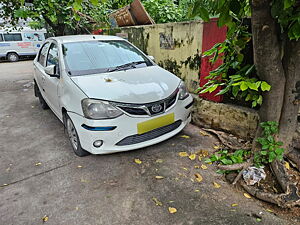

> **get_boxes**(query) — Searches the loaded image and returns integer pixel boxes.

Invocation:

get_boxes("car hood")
[70,65,181,104]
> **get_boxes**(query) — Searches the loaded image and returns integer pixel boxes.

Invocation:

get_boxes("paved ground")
[0,61,295,225]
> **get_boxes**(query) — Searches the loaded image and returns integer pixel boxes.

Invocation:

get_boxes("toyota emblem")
[151,104,162,113]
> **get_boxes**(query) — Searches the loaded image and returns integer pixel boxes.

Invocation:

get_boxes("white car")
[33,35,193,156]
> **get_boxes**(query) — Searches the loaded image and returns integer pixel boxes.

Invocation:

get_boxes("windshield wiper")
[106,61,147,72]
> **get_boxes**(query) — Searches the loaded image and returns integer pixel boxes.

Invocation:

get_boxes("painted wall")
[110,21,204,92]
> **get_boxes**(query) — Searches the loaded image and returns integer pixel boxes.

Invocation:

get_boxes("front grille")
[119,106,147,115]
[114,89,178,117]
[116,120,182,146]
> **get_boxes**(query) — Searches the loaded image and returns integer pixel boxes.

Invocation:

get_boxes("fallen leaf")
[134,159,142,164]
[155,176,164,179]
[199,130,210,136]
[265,208,273,213]
[75,207,79,210]
[256,218,262,222]
[104,78,112,82]
[181,167,188,171]
[77,165,83,168]
[35,162,42,166]
[284,161,290,170]
[169,200,174,203]
[194,189,200,192]
[189,154,196,160]
[194,165,200,169]
[213,182,221,188]
[152,197,162,206]
[168,207,177,214]
[231,203,238,207]
[213,145,220,150]
[31,105,35,108]
[198,156,202,161]
[42,215,48,222]
[156,159,163,163]
[181,135,190,139]
[1,183,8,187]
[171,143,175,146]
[201,164,208,170]
[80,179,89,183]
[243,193,252,199]
[194,173,203,182]
[206,162,213,165]
[179,152,188,157]
[174,177,179,181]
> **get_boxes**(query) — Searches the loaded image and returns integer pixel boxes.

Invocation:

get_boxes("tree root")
[218,161,252,171]
[286,149,300,171]
[240,181,300,208]
[202,128,252,150]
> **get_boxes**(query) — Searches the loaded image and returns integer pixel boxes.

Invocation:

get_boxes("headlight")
[81,99,123,119]
[178,81,189,100]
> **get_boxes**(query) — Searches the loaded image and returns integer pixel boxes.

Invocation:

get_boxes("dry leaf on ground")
[179,152,189,157]
[77,165,83,168]
[199,130,210,136]
[156,159,163,163]
[243,193,252,199]
[42,215,48,222]
[231,203,238,207]
[152,197,163,206]
[189,154,196,160]
[35,162,42,166]
[134,159,142,164]
[194,165,200,169]
[284,161,290,170]
[181,135,190,139]
[168,207,177,214]
[201,165,208,170]
[155,176,164,179]
[194,173,203,182]
[213,182,221,188]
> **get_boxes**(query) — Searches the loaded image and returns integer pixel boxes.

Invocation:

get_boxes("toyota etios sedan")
[33,35,193,156]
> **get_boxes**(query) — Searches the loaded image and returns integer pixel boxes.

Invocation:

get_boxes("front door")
[43,42,60,116]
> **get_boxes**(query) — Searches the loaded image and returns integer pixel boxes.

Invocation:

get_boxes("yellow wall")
[119,21,204,92]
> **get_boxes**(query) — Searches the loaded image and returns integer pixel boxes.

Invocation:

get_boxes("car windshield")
[62,40,153,76]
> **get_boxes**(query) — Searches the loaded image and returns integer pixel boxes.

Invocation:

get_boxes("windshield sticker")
[24,33,44,41]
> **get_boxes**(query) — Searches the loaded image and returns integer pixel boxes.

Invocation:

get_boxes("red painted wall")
[199,19,227,102]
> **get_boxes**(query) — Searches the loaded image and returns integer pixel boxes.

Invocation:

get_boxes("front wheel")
[7,53,19,62]
[65,114,90,157]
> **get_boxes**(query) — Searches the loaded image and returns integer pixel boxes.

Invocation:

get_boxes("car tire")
[35,83,49,110]
[65,114,90,157]
[7,53,19,62]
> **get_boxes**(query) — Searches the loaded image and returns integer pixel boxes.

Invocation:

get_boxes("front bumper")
[68,95,193,154]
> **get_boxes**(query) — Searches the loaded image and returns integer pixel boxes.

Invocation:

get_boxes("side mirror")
[44,65,59,78]
[148,55,155,61]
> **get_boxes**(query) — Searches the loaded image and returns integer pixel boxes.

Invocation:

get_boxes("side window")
[3,33,22,41]
[0,34,3,42]
[46,43,59,74]
[38,42,50,66]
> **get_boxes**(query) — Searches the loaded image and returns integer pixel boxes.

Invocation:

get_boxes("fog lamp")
[93,140,103,148]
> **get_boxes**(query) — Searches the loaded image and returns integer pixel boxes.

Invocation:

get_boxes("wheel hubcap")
[67,119,78,150]
[9,54,17,61]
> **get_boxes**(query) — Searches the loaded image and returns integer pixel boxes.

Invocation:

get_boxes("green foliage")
[195,24,271,107]
[142,0,185,23]
[254,121,285,167]
[205,149,251,166]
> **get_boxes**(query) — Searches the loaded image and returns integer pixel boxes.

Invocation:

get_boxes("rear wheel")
[65,114,90,157]
[7,53,19,62]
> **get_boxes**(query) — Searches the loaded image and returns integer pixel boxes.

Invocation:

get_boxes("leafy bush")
[142,0,185,23]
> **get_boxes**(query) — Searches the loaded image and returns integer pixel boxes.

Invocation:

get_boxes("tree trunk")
[251,0,286,151]
[279,40,300,152]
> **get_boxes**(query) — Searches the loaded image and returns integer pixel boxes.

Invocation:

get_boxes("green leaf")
[268,152,277,162]
[261,151,268,155]
[218,9,231,27]
[232,86,239,97]
[245,65,254,76]
[240,81,248,91]
[284,0,295,9]
[245,94,251,101]
[229,0,241,15]
[221,158,233,165]
[252,101,257,108]
[90,0,99,5]
[257,95,263,105]
[208,84,219,93]
[275,148,284,155]
[262,145,269,150]
[198,7,210,22]
[247,82,258,91]
[261,81,271,91]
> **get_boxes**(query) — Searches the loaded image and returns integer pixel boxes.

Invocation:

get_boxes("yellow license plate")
[137,113,175,135]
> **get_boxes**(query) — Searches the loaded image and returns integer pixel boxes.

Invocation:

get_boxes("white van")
[0,27,48,62]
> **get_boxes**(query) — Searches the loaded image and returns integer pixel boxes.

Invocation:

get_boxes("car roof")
[48,35,125,44]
